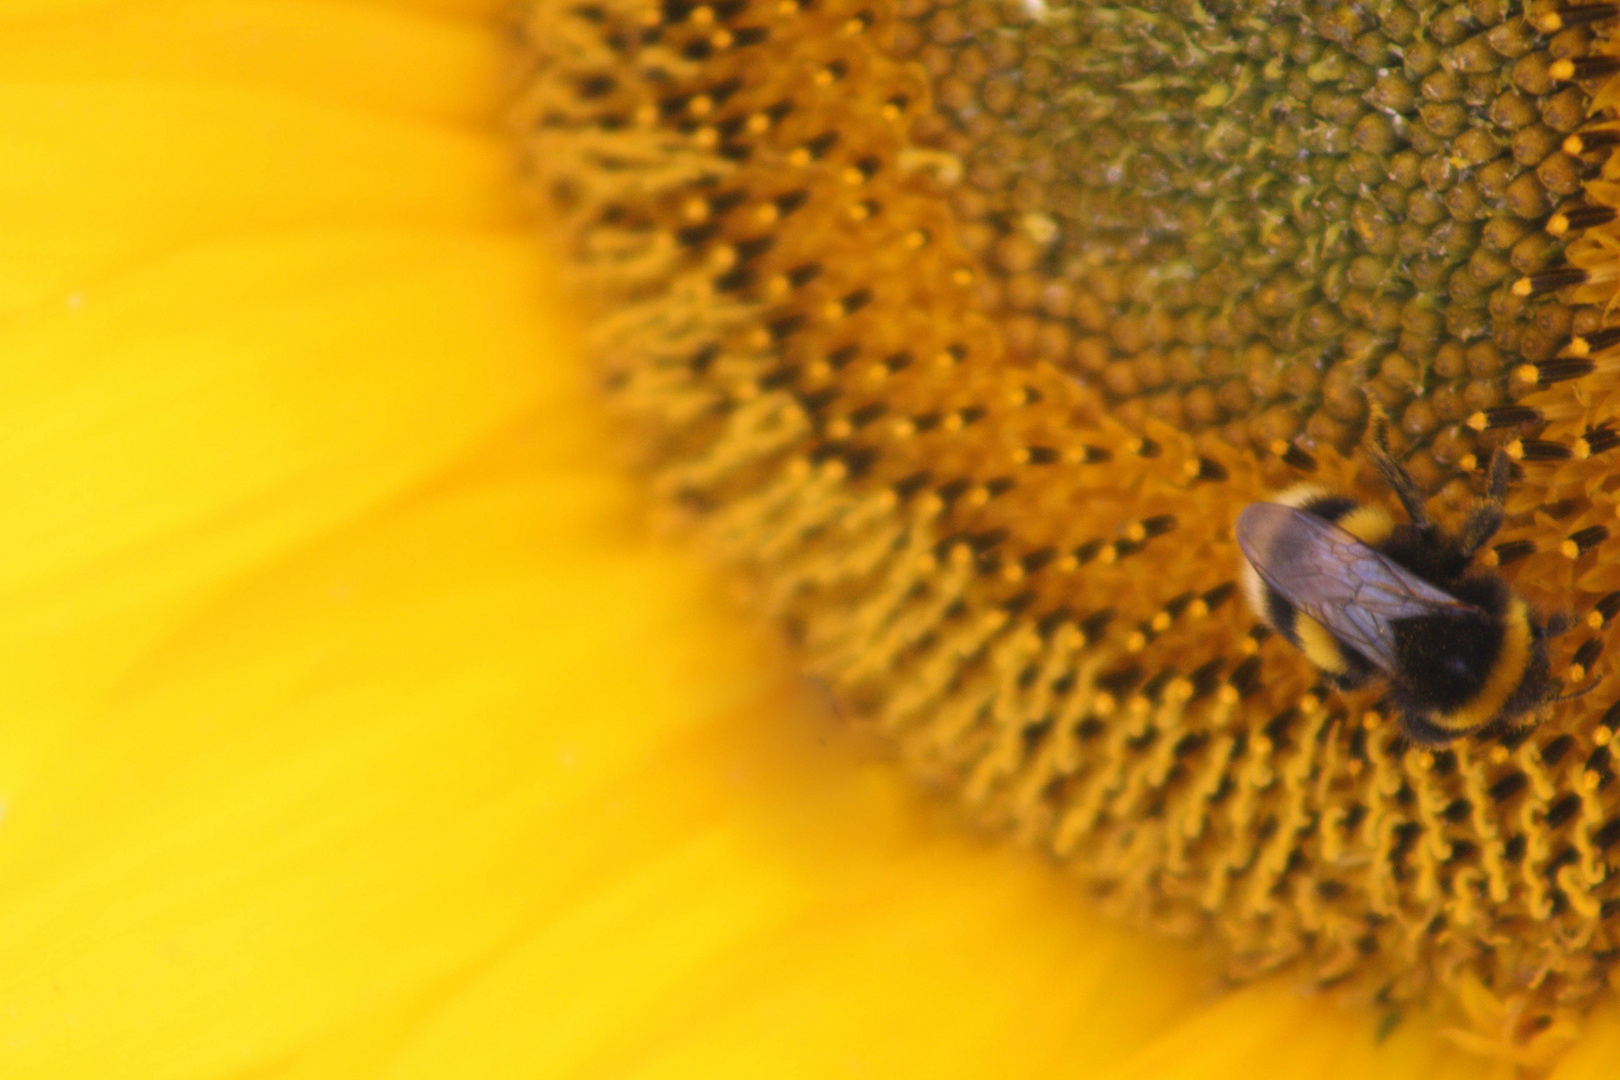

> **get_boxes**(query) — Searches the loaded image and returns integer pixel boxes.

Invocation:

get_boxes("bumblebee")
[1236,416,1558,746]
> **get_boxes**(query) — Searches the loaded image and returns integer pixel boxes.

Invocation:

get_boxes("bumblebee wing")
[1235,502,1481,674]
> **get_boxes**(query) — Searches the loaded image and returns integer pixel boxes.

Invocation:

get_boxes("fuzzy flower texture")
[7,0,1620,1078]
[518,0,1620,1072]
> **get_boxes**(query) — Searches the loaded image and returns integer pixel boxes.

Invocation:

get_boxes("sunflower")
[517,0,1620,1071]
[0,0,1610,1077]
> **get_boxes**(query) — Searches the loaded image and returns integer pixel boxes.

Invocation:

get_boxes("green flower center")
[895,0,1603,488]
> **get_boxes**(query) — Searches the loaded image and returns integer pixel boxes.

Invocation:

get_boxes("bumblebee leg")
[1365,406,1431,528]
[1456,450,1509,559]
[1543,612,1576,638]
[1555,676,1602,703]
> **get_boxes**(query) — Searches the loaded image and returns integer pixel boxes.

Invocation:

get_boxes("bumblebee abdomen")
[1396,596,1537,739]
[1293,613,1378,689]
[1390,610,1502,712]
[1237,487,1388,689]
[1244,567,1378,689]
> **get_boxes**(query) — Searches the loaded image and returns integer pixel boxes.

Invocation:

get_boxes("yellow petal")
[1550,1002,1620,1080]
[1101,982,1516,1080]
[0,0,501,123]
[0,12,511,312]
